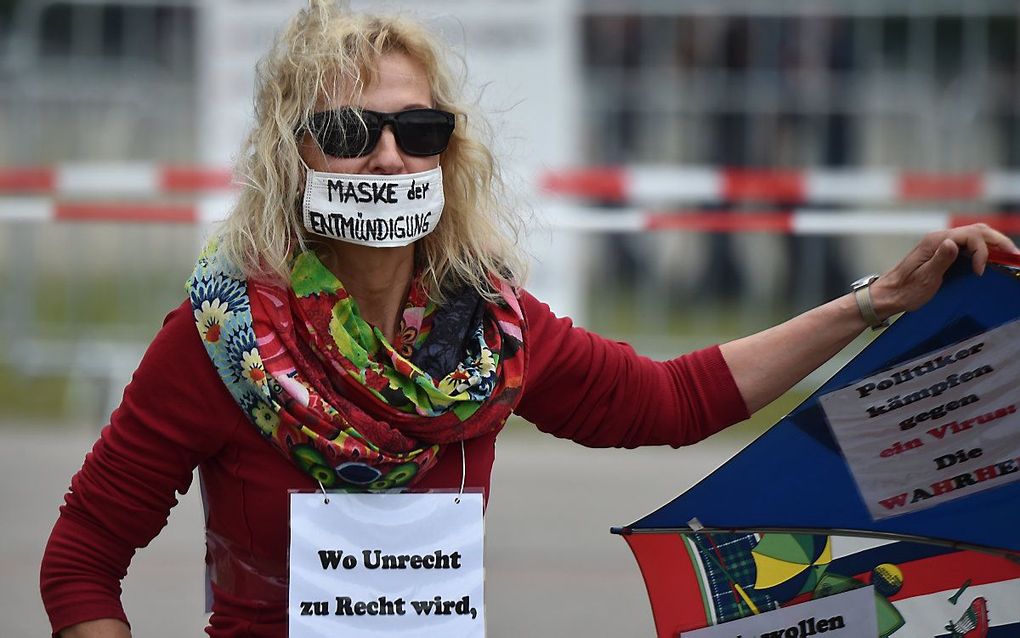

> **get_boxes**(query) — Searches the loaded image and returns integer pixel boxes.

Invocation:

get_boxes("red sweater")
[40,290,748,636]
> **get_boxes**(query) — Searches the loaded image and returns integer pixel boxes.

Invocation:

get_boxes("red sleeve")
[514,290,749,448]
[40,300,245,635]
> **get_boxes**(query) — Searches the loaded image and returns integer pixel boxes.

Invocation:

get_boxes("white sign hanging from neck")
[288,491,485,637]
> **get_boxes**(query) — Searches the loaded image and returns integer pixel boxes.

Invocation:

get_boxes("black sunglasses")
[306,107,455,158]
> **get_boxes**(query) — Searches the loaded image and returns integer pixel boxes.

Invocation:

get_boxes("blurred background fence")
[1,0,1018,426]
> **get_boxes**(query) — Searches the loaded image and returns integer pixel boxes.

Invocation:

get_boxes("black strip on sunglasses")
[307,107,456,158]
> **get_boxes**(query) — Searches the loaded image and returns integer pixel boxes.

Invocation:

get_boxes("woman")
[40,3,1017,637]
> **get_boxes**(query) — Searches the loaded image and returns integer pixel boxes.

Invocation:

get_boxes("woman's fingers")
[909,238,958,292]
[978,225,1019,253]
[943,223,1018,275]
[876,223,1017,317]
[966,232,989,275]
[945,224,1015,250]
[934,238,961,274]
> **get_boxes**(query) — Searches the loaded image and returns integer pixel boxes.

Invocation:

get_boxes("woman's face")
[299,52,441,176]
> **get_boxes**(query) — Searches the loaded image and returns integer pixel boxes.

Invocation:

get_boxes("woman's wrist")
[866,275,902,323]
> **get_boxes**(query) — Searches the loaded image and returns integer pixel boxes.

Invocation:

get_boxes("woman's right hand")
[60,619,131,638]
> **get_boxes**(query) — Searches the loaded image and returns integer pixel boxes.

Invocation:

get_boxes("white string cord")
[455,439,466,504]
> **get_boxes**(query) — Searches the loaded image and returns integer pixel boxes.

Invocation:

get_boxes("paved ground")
[6,423,749,637]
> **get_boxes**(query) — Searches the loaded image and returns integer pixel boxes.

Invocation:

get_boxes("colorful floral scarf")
[186,239,525,491]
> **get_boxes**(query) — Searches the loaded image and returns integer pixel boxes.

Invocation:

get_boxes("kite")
[614,253,1020,637]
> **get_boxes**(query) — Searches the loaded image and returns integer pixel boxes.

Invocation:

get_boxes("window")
[36,2,194,77]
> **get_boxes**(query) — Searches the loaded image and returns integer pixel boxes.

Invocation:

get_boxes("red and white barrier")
[0,164,234,195]
[4,164,1020,204]
[0,197,232,224]
[4,197,1020,236]
[546,208,1020,235]
[541,167,1020,204]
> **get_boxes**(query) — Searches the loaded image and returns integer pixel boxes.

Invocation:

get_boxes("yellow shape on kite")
[732,582,761,615]
[752,553,810,589]
[751,536,832,590]
[818,536,832,566]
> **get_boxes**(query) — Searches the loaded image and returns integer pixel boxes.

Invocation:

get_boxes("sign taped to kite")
[680,585,878,638]
[821,318,1020,519]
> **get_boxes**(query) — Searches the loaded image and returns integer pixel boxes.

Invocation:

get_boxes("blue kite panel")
[631,258,1020,553]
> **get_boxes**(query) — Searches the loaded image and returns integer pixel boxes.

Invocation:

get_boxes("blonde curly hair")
[217,1,524,300]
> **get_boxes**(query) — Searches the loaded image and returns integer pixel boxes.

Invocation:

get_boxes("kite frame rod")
[609,525,1020,562]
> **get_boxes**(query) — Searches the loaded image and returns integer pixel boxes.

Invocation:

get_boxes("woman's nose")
[367,126,404,174]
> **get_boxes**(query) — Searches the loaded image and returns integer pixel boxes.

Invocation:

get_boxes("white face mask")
[301,166,444,248]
